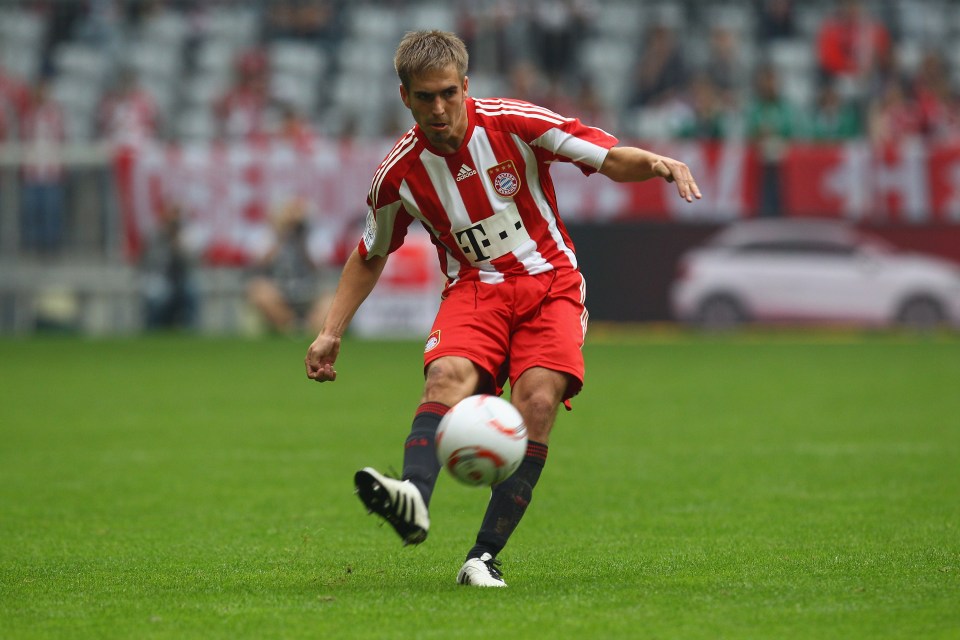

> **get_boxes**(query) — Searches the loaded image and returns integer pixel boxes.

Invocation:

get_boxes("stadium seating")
[0,0,955,143]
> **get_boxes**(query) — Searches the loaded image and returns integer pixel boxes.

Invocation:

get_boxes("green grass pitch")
[1,332,958,639]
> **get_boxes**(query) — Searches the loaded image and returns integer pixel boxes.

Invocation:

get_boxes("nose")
[431,96,445,115]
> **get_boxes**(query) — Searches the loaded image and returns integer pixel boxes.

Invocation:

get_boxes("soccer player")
[305,31,701,587]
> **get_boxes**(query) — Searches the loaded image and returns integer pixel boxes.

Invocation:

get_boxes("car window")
[736,240,857,257]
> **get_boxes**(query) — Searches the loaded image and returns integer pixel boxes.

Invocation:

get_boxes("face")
[400,64,469,153]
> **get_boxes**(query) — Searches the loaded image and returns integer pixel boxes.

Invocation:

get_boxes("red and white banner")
[782,141,960,223]
[116,139,960,264]
[116,138,394,263]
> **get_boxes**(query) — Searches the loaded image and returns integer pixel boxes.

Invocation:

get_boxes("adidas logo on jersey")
[456,163,478,182]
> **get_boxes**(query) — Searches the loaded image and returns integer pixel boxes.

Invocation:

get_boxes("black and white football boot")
[456,552,507,587]
[354,467,429,546]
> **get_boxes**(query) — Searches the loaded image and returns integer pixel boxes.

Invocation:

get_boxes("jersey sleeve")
[357,190,413,259]
[357,133,421,259]
[531,117,618,176]
[475,98,617,175]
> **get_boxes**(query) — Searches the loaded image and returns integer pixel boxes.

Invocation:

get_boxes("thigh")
[509,270,588,401]
[423,282,511,395]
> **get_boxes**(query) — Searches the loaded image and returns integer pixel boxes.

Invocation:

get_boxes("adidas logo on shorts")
[456,163,478,182]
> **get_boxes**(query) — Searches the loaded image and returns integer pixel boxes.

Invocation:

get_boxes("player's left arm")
[599,146,702,203]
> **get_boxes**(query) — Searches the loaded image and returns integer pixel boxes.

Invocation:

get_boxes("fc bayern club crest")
[424,330,441,353]
[486,160,522,198]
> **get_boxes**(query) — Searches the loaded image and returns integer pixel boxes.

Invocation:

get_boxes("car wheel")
[896,295,945,331]
[695,294,747,331]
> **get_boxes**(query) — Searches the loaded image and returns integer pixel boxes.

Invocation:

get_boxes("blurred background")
[1,0,959,336]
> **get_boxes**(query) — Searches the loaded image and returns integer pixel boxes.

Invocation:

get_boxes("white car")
[671,220,960,330]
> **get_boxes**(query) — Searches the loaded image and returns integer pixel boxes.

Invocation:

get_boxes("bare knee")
[421,356,480,406]
[511,368,569,443]
[513,390,559,442]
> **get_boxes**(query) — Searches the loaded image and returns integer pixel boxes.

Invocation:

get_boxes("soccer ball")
[436,395,528,487]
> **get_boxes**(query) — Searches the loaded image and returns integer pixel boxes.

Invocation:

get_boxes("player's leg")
[357,281,507,546]
[401,281,509,508]
[402,355,481,507]
[355,358,486,545]
[457,368,568,586]
[459,271,586,586]
[462,367,566,559]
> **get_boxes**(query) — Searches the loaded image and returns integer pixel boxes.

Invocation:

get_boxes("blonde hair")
[394,30,468,89]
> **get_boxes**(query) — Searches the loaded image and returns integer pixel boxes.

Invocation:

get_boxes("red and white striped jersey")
[359,96,617,289]
[97,88,158,147]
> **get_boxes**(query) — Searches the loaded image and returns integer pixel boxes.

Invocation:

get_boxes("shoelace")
[483,556,503,579]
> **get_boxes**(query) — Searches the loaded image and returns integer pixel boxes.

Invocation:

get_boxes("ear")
[462,75,469,96]
[399,82,410,109]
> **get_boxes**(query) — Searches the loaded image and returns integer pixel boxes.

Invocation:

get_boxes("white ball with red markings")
[436,394,528,487]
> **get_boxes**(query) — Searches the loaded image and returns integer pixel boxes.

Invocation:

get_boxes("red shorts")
[423,269,588,402]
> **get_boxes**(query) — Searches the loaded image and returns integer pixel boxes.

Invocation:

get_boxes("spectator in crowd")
[745,65,803,216]
[265,0,344,52]
[139,202,199,330]
[505,59,550,106]
[215,48,277,141]
[816,0,891,99]
[808,81,863,141]
[704,24,749,100]
[97,68,158,148]
[628,23,688,108]
[503,60,593,129]
[528,0,594,82]
[862,41,907,109]
[755,0,797,43]
[541,75,581,117]
[673,73,732,141]
[276,102,317,152]
[0,63,29,250]
[74,0,126,59]
[0,63,31,138]
[265,0,341,42]
[867,78,921,147]
[20,78,67,254]
[246,197,330,335]
[0,86,16,142]
[456,2,528,77]
[912,50,959,140]
[567,77,616,133]
[937,96,960,143]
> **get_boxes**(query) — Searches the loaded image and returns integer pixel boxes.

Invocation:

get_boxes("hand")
[652,156,702,203]
[305,333,341,382]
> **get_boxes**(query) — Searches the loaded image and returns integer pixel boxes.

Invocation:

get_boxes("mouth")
[428,122,448,131]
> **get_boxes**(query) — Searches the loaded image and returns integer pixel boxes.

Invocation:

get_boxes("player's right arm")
[305,247,388,382]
